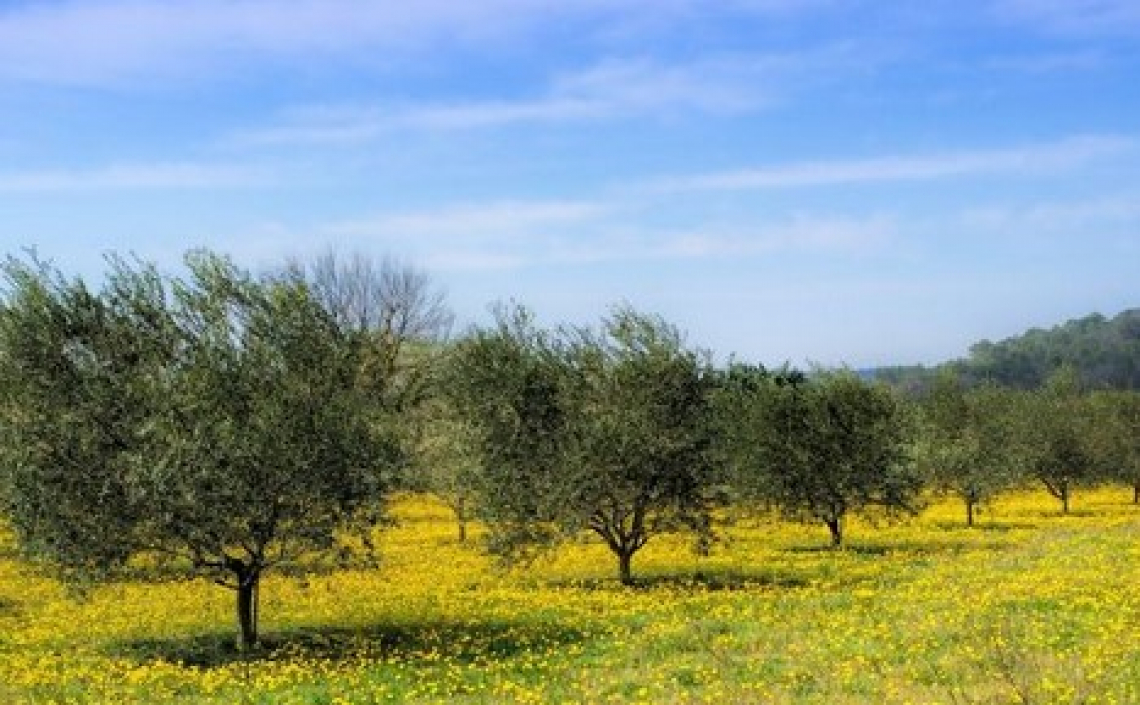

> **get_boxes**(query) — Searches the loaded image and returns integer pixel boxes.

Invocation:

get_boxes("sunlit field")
[1,488,1138,704]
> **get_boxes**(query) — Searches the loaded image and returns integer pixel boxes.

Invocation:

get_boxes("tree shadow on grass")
[784,536,1017,556]
[548,568,814,593]
[927,520,1040,532]
[113,617,592,670]
[0,595,19,617]
[1025,508,1099,518]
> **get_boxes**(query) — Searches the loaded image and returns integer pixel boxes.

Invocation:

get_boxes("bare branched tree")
[286,249,453,342]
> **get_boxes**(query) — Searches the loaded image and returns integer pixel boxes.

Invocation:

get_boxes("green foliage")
[278,250,455,495]
[966,310,1140,389]
[410,392,482,542]
[1020,367,1106,513]
[444,304,568,558]
[875,308,1140,394]
[446,305,720,583]
[718,370,925,546]
[561,308,720,583]
[1088,389,1140,503]
[916,372,1025,525]
[0,254,165,580]
[0,251,397,648]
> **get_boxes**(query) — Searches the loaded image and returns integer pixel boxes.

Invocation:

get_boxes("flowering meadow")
[1,489,1137,704]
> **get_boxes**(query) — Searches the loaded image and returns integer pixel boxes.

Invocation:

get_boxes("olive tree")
[1089,390,1140,504]
[412,409,482,543]
[917,373,1025,526]
[0,255,169,577]
[448,305,720,584]
[444,305,566,560]
[0,251,395,650]
[718,370,924,547]
[1022,367,1104,514]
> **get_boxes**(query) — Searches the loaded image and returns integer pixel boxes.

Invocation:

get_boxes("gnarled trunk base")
[224,557,261,651]
[618,550,634,586]
[826,518,843,548]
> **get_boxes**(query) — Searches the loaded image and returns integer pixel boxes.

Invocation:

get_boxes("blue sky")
[1,0,1138,367]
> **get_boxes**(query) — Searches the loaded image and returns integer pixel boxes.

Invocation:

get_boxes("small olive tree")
[447,305,720,584]
[413,410,482,543]
[1022,367,1104,514]
[0,251,395,650]
[917,373,1025,526]
[718,370,924,547]
[1089,390,1140,504]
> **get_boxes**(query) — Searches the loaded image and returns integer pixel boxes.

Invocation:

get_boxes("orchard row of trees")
[436,307,1140,568]
[917,368,1140,520]
[1,249,1137,650]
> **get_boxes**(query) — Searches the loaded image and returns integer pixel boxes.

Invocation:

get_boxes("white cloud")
[983,50,1104,73]
[234,53,802,145]
[961,193,1140,232]
[318,197,892,272]
[322,199,609,270]
[0,0,540,85]
[331,200,607,239]
[993,0,1140,35]
[0,162,274,192]
[548,56,779,115]
[0,0,834,87]
[650,135,1136,192]
[653,215,894,259]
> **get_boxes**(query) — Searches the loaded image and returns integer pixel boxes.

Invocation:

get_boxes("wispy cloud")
[652,216,894,259]
[0,162,274,192]
[961,192,1140,232]
[235,53,809,145]
[319,198,891,271]
[650,135,1136,192]
[0,0,833,87]
[993,0,1140,35]
[324,199,608,270]
[983,50,1104,73]
[0,0,542,85]
[332,200,607,239]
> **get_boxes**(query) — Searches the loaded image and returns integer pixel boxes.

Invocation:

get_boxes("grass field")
[1,488,1138,704]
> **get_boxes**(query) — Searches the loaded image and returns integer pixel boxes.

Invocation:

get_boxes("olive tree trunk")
[617,549,635,586]
[826,517,843,548]
[226,557,262,651]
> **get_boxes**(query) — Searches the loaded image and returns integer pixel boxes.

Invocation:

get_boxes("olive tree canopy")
[917,373,1025,526]
[447,305,720,584]
[1022,367,1105,514]
[1090,390,1140,504]
[0,251,397,649]
[717,370,923,547]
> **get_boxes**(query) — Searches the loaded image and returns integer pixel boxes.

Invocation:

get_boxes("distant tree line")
[0,249,1136,650]
[874,309,1140,394]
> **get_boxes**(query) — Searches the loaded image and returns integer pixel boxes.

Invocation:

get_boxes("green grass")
[0,488,1138,703]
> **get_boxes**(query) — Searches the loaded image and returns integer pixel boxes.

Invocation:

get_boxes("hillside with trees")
[875,308,1140,393]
